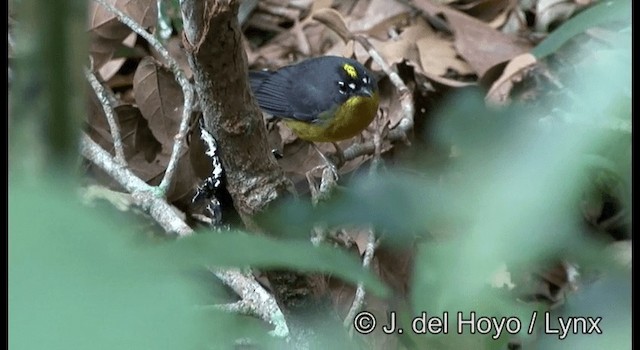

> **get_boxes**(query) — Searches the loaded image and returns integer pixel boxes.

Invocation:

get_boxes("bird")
[249,55,379,143]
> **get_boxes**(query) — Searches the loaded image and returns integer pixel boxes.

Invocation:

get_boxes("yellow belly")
[284,94,379,142]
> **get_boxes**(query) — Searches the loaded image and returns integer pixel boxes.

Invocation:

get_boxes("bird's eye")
[338,81,348,94]
[362,76,369,84]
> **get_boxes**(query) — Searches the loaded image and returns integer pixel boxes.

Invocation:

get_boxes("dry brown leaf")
[117,105,162,162]
[88,0,157,70]
[88,0,156,31]
[378,78,406,128]
[487,6,511,29]
[245,13,288,33]
[363,12,412,41]
[348,0,412,33]
[485,53,537,106]
[154,36,193,79]
[90,34,129,71]
[249,21,327,64]
[282,139,324,171]
[164,149,198,203]
[312,8,353,43]
[323,39,355,59]
[98,32,137,81]
[131,146,197,204]
[454,0,512,22]
[417,34,474,76]
[133,57,184,154]
[128,151,169,184]
[292,20,312,56]
[422,71,478,87]
[365,17,433,70]
[308,0,333,13]
[97,55,126,82]
[86,102,165,191]
[412,0,531,77]
[87,100,161,163]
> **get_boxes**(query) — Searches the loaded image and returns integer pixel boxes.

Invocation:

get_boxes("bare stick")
[91,0,195,195]
[343,229,377,330]
[369,117,385,174]
[80,133,192,236]
[81,133,289,336]
[90,0,291,338]
[210,267,290,338]
[355,35,414,136]
[84,67,127,165]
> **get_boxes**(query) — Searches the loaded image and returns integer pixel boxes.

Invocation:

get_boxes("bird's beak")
[357,86,374,98]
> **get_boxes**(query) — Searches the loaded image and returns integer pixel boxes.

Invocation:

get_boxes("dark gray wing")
[249,70,294,118]
[249,63,343,123]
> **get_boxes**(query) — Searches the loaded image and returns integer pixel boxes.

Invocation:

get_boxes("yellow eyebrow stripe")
[342,63,358,79]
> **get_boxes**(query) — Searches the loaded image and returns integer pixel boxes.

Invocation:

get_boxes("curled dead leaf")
[88,0,157,70]
[417,34,474,77]
[133,57,184,154]
[98,32,137,81]
[312,8,353,43]
[454,0,512,23]
[412,0,531,77]
[485,53,537,106]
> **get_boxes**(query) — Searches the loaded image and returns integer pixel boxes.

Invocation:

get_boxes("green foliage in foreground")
[9,179,389,349]
[9,0,630,348]
[533,0,631,58]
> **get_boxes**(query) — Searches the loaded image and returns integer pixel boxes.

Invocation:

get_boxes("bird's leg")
[306,164,337,205]
[305,142,340,204]
[310,142,339,181]
[331,142,346,168]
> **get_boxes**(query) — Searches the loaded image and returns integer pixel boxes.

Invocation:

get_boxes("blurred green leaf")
[405,14,630,347]
[163,232,389,297]
[538,271,631,349]
[532,0,631,58]
[9,178,387,349]
[10,180,229,349]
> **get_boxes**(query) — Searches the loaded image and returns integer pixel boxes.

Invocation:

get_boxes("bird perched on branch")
[249,55,379,143]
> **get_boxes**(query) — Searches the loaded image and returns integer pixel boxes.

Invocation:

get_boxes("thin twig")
[344,229,377,330]
[89,0,291,339]
[81,133,289,336]
[80,133,192,236]
[84,67,127,165]
[92,0,195,196]
[340,126,409,164]
[369,116,385,174]
[355,35,414,136]
[209,267,290,338]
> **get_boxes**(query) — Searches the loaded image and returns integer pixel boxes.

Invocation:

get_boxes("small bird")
[249,56,379,143]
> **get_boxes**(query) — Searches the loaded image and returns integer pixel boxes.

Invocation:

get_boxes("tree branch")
[344,230,378,330]
[84,67,127,166]
[91,0,195,196]
[81,133,290,336]
[210,267,290,338]
[80,133,193,236]
[180,0,293,226]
